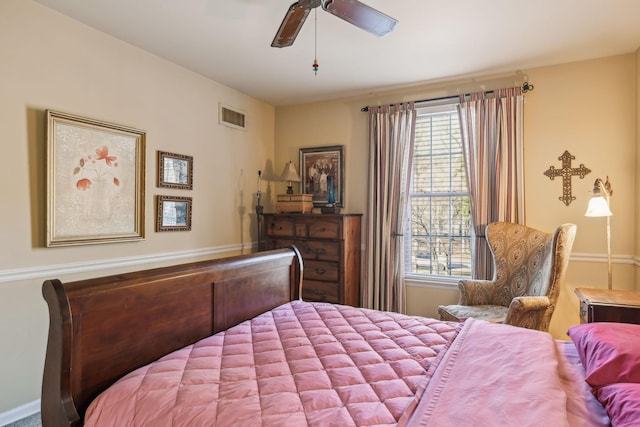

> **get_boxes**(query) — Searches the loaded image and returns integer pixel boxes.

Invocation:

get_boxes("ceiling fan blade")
[323,0,397,37]
[271,2,312,48]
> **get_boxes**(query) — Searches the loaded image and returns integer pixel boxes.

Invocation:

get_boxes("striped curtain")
[364,103,416,313]
[458,87,525,280]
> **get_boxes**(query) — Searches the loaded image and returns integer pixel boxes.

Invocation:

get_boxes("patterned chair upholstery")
[438,222,577,331]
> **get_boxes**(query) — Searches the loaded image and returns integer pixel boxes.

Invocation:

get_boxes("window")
[405,103,472,278]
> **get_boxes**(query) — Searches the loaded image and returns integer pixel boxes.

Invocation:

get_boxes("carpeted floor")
[3,412,41,427]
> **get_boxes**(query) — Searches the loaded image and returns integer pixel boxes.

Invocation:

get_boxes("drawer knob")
[316,248,326,255]
[315,268,326,274]
[314,288,326,295]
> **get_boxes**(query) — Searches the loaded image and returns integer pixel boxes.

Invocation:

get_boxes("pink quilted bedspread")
[85,301,458,427]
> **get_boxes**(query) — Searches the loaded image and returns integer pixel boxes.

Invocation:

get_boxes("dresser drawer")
[265,238,296,251]
[297,241,340,262]
[302,280,339,303]
[295,223,308,237]
[265,239,340,263]
[266,218,295,237]
[304,260,339,282]
[589,304,640,324]
[308,220,341,239]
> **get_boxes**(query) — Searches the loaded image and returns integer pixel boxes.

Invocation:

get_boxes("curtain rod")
[360,81,534,112]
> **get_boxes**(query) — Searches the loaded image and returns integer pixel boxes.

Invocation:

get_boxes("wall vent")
[219,104,246,130]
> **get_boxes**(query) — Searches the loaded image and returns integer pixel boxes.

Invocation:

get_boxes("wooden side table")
[574,288,640,324]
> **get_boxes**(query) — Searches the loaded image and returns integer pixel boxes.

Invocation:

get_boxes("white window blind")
[405,103,472,277]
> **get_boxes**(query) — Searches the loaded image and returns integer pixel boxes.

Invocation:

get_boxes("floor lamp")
[584,177,613,290]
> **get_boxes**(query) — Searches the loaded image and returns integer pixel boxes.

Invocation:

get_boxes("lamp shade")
[280,161,301,182]
[585,177,613,217]
[584,196,612,217]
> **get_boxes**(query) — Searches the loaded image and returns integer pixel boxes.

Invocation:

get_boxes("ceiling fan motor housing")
[299,0,322,8]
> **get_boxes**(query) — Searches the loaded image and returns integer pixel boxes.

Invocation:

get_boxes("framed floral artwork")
[157,151,193,189]
[300,145,344,207]
[46,110,146,246]
[156,195,192,231]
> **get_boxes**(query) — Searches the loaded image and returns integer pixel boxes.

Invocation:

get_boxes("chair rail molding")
[0,243,251,284]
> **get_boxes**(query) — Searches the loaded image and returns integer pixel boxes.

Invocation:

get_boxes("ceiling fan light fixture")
[313,7,319,75]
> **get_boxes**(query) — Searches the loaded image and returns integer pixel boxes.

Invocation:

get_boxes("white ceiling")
[33,0,640,106]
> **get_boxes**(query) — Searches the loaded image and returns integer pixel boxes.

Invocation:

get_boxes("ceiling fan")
[271,0,397,48]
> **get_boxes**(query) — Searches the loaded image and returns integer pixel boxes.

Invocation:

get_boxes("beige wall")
[526,55,637,338]
[276,54,639,341]
[0,0,275,415]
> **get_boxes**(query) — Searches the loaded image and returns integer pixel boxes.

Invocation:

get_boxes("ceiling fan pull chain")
[313,7,319,75]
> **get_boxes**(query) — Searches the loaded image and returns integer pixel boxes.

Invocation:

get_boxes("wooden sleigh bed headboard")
[41,248,303,427]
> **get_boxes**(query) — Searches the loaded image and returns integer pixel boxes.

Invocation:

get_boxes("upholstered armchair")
[438,222,577,331]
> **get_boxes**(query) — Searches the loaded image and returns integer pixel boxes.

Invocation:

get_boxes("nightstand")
[574,288,640,324]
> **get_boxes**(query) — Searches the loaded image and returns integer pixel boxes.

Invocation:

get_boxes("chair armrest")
[505,296,551,331]
[458,279,499,305]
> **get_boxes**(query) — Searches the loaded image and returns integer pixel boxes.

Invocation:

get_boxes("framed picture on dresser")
[299,145,344,207]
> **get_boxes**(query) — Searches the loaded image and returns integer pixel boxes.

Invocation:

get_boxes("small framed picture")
[300,145,344,207]
[156,195,192,231]
[157,151,193,190]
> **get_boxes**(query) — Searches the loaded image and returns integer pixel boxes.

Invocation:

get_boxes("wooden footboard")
[41,248,302,427]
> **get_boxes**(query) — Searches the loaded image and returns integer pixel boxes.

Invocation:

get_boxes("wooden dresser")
[263,213,362,306]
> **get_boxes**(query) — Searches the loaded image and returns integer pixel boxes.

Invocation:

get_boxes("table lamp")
[280,161,301,194]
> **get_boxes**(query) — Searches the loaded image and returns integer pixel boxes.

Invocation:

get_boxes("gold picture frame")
[46,110,146,246]
[156,195,192,231]
[157,151,193,190]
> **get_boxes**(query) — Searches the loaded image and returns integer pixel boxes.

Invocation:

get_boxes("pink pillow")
[594,383,640,427]
[567,322,640,387]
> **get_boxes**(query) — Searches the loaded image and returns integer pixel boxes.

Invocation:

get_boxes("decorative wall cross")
[543,150,591,206]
